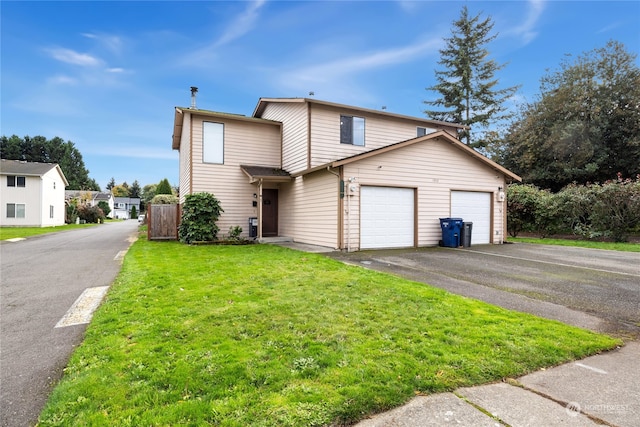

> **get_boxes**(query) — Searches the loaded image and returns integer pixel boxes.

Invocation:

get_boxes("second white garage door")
[451,191,491,245]
[360,186,414,249]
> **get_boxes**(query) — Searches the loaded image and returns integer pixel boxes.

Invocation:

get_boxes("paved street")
[0,221,139,427]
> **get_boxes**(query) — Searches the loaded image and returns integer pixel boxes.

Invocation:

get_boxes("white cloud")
[276,37,442,92]
[106,68,126,73]
[214,0,266,48]
[47,47,102,67]
[505,0,546,45]
[82,32,124,55]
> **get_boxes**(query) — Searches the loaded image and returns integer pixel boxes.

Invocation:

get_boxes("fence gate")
[148,204,180,240]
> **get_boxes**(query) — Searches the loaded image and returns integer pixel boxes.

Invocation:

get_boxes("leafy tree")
[106,177,116,191]
[156,178,173,195]
[500,40,640,190]
[424,6,518,148]
[111,184,130,197]
[0,135,100,190]
[97,201,111,217]
[129,180,141,198]
[178,192,223,243]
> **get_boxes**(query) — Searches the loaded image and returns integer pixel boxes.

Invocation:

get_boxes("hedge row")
[507,175,640,242]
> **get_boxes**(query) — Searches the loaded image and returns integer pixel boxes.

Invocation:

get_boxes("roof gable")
[1,159,69,185]
[301,131,521,182]
[253,97,468,130]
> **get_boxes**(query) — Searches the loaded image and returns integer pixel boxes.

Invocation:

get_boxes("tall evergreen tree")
[106,177,116,191]
[424,6,518,148]
[0,135,100,190]
[155,178,173,195]
[129,180,141,198]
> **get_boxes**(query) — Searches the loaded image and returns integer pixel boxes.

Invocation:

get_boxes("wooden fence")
[147,204,180,241]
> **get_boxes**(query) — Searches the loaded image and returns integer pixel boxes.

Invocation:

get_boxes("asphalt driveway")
[327,243,640,338]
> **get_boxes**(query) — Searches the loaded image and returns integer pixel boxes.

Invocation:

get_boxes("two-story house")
[0,159,69,227]
[65,190,115,218]
[172,97,521,250]
[113,196,141,220]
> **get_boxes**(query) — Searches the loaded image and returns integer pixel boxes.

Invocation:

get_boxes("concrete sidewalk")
[355,341,639,427]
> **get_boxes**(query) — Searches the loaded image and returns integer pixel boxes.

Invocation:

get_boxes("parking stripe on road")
[55,286,109,328]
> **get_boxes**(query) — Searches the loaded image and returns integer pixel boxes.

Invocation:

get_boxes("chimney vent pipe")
[190,86,198,109]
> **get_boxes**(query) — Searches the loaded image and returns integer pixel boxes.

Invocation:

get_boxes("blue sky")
[2,1,639,191]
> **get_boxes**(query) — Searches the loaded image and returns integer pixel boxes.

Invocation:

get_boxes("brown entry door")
[262,189,278,237]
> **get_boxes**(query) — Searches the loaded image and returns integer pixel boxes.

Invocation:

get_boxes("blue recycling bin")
[439,218,464,247]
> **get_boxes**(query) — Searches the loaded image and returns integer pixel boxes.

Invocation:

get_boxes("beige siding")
[279,169,339,248]
[343,136,506,249]
[310,105,445,168]
[260,102,308,173]
[188,115,281,237]
[177,111,191,203]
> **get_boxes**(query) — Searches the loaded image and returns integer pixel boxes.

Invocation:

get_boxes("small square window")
[7,203,25,218]
[340,115,365,146]
[17,176,25,187]
[417,127,427,137]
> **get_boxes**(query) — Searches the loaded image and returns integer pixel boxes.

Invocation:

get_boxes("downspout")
[258,179,263,240]
[326,166,341,249]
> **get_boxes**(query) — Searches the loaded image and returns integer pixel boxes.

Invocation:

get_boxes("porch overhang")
[240,165,291,184]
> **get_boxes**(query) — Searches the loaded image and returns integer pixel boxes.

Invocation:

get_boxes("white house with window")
[0,159,69,227]
[112,196,141,219]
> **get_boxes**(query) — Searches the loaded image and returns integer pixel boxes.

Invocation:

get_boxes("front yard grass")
[38,241,619,426]
[0,223,98,240]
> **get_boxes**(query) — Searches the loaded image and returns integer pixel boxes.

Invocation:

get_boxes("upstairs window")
[203,121,224,164]
[340,115,365,146]
[7,176,26,187]
[417,127,427,137]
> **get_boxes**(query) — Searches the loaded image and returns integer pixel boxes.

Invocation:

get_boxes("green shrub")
[178,192,223,243]
[228,225,243,241]
[97,201,111,218]
[150,194,179,204]
[507,184,540,237]
[77,204,105,224]
[508,175,640,241]
[130,205,137,219]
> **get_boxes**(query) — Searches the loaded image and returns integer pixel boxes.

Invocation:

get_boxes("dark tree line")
[499,41,640,191]
[1,135,100,190]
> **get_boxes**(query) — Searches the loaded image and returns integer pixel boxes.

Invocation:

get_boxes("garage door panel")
[451,191,491,245]
[361,186,414,249]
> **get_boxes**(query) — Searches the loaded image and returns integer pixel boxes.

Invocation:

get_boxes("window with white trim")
[203,122,224,164]
[7,176,26,187]
[417,127,427,137]
[50,205,55,218]
[7,203,25,218]
[340,115,365,146]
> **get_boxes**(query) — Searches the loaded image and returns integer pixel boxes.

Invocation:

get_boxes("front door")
[262,189,278,237]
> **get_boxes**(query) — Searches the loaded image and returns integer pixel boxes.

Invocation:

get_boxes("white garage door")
[361,186,414,249]
[451,191,491,245]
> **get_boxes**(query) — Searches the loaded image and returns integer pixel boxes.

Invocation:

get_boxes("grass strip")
[0,223,98,240]
[38,241,619,426]
[508,236,640,252]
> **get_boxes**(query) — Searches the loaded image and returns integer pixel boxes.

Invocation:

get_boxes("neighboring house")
[113,196,141,219]
[0,159,69,227]
[172,97,521,250]
[65,190,115,217]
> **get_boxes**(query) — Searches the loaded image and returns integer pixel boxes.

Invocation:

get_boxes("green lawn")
[0,223,98,240]
[508,236,640,252]
[38,241,619,426]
